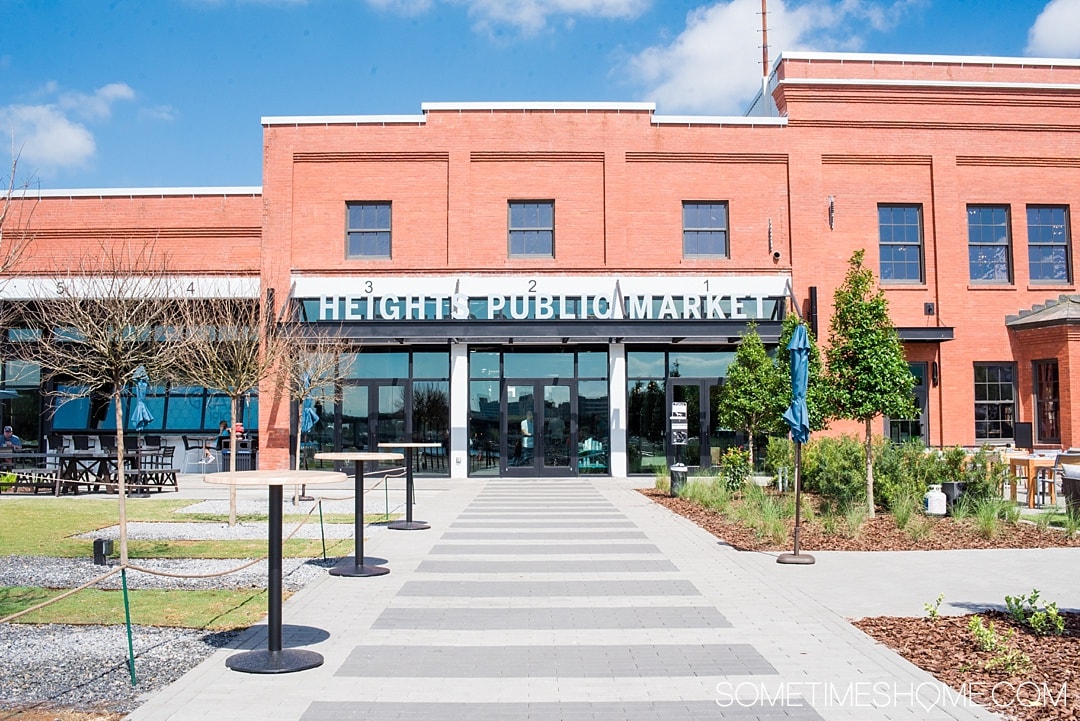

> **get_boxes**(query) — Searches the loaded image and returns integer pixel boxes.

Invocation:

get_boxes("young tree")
[172,290,293,526]
[714,322,786,468]
[271,315,356,502]
[19,243,186,564]
[826,249,917,518]
[776,312,829,433]
[0,154,37,277]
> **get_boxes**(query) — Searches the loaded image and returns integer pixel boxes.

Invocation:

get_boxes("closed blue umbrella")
[778,323,814,565]
[301,396,319,433]
[131,367,154,431]
[782,324,810,444]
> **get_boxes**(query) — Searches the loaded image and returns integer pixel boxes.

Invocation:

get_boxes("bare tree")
[172,290,293,525]
[271,316,356,502]
[0,151,38,277]
[18,243,186,564]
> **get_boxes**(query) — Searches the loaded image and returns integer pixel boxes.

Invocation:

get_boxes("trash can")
[940,481,965,515]
[669,462,688,497]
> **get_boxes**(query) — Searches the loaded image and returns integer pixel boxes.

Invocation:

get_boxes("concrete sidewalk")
[123,475,1075,721]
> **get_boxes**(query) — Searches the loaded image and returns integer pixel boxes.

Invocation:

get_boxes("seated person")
[200,421,230,464]
[2,425,22,448]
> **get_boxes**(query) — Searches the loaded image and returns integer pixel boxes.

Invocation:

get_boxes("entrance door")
[504,382,574,476]
[340,382,409,452]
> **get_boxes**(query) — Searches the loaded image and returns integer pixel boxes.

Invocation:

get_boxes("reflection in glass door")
[340,382,408,452]
[504,382,574,476]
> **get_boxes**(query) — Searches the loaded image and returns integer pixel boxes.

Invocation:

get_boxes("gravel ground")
[0,507,364,717]
[0,623,242,715]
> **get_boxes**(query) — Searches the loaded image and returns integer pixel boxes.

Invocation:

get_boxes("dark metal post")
[330,459,389,576]
[777,442,815,565]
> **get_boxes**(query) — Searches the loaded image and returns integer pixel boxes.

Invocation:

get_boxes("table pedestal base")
[226,648,324,674]
[388,519,430,531]
[329,557,389,577]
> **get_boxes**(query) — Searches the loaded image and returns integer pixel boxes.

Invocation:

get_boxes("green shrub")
[960,445,1007,501]
[763,436,794,479]
[1005,589,1065,637]
[874,439,935,510]
[718,446,751,492]
[801,435,866,509]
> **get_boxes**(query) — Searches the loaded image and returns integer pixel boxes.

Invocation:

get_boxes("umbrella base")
[776,552,816,565]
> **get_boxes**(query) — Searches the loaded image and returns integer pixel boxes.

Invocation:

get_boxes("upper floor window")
[346,202,391,259]
[508,201,554,257]
[878,204,923,283]
[967,205,1011,283]
[683,202,728,257]
[1027,205,1071,284]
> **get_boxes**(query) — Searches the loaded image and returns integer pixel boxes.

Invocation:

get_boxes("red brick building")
[7,51,1080,477]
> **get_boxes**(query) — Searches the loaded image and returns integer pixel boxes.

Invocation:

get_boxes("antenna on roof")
[760,0,770,77]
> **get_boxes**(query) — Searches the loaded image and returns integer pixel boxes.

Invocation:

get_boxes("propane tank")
[924,484,947,516]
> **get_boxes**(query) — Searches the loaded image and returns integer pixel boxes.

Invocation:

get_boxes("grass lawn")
[0,496,376,628]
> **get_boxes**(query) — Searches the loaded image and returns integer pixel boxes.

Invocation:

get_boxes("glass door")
[340,382,408,453]
[667,381,704,468]
[503,382,574,476]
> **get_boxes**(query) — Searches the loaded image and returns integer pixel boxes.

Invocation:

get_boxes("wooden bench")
[101,468,179,494]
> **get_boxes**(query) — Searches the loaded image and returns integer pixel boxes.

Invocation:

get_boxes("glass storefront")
[468,347,609,477]
[626,348,736,474]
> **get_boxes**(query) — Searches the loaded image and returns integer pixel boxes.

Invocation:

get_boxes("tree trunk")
[747,431,755,470]
[228,395,238,527]
[864,417,875,519]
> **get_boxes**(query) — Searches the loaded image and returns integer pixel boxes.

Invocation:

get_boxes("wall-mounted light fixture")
[827,196,835,230]
[931,361,939,387]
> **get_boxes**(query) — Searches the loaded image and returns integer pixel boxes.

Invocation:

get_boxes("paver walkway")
[125,476,1035,721]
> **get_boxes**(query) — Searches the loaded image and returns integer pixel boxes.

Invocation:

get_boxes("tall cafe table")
[205,469,345,674]
[314,451,404,577]
[378,442,440,530]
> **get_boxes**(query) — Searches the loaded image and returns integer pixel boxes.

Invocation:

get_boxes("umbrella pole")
[777,441,815,565]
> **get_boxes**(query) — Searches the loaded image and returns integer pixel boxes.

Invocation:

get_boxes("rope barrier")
[0,473,419,626]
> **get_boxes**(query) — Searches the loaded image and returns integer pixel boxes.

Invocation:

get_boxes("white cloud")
[0,104,96,171]
[139,105,179,122]
[367,0,648,33]
[625,0,921,115]
[0,82,136,175]
[1026,0,1080,57]
[58,82,136,121]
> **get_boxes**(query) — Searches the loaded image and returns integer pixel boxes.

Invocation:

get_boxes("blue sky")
[2,0,1079,190]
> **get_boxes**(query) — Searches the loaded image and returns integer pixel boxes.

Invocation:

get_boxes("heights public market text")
[313,293,781,322]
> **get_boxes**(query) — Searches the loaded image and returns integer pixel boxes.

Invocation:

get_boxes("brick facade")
[9,51,1080,470]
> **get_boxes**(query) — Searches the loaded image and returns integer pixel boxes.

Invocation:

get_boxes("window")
[878,205,923,283]
[683,202,728,257]
[1035,360,1060,444]
[974,363,1015,441]
[508,201,554,257]
[1027,206,1071,283]
[346,202,391,258]
[967,205,1011,283]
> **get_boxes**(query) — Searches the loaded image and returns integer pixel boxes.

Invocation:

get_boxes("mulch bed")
[642,486,1080,721]
[640,487,1080,552]
[853,613,1080,721]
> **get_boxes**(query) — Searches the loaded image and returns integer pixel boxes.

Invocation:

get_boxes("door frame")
[502,380,576,477]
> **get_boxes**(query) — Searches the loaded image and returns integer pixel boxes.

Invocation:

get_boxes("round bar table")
[378,442,440,530]
[315,451,403,577]
[204,469,346,674]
